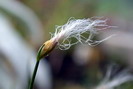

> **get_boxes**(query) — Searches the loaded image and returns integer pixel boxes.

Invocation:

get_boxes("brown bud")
[38,40,57,60]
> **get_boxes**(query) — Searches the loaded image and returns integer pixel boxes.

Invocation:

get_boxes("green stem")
[29,60,40,89]
[28,44,44,89]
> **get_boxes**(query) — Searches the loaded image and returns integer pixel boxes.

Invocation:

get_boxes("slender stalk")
[29,60,40,89]
[28,44,45,89]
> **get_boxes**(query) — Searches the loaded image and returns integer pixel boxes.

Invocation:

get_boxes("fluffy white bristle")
[51,17,115,50]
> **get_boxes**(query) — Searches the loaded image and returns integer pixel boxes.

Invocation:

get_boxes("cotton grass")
[50,17,115,50]
[29,17,116,89]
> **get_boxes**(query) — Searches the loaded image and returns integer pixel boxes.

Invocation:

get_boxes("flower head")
[39,17,115,59]
[51,17,115,50]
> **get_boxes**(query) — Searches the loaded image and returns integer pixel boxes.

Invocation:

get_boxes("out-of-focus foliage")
[1,0,133,89]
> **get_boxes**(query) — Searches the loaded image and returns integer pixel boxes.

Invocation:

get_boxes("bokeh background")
[0,0,133,89]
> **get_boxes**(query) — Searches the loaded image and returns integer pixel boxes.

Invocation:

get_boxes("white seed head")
[50,17,115,50]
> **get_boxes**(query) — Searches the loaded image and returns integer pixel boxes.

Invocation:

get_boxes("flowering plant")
[29,17,115,89]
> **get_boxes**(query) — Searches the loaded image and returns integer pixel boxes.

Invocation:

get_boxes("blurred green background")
[0,0,133,89]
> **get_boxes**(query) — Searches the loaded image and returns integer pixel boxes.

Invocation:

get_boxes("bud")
[37,39,57,60]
